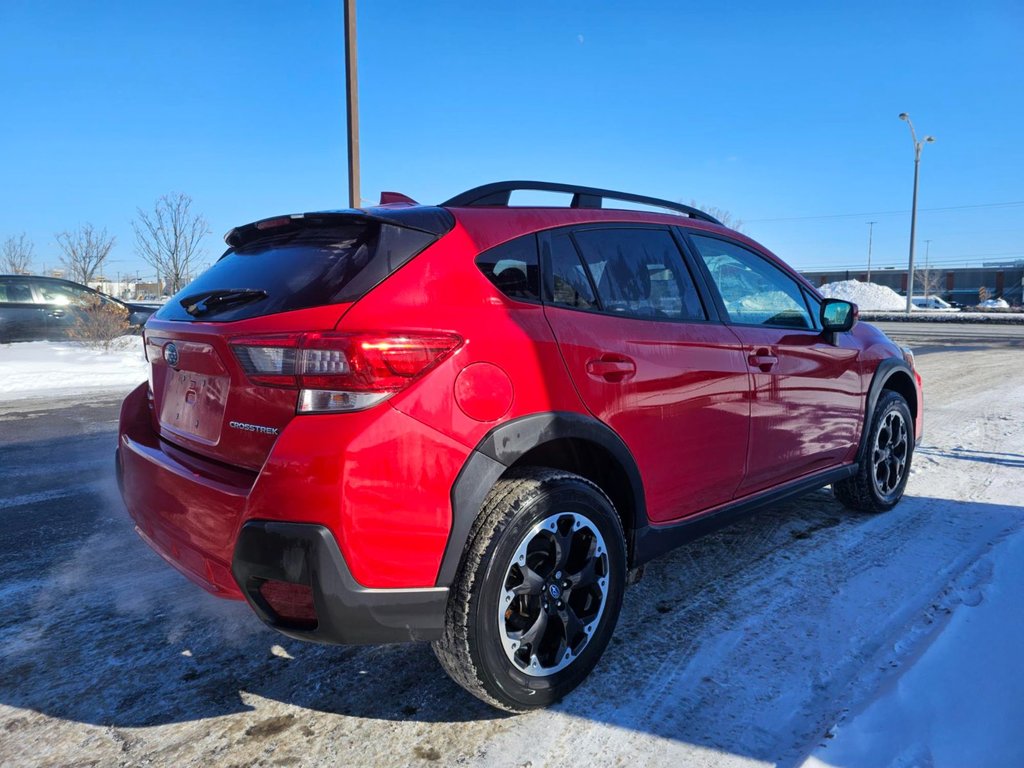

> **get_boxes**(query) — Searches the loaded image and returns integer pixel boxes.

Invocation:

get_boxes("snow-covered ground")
[804,533,1024,767]
[0,346,1022,767]
[0,336,147,401]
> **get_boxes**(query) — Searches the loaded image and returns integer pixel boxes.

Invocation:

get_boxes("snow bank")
[979,298,1010,309]
[818,279,907,311]
[0,336,147,401]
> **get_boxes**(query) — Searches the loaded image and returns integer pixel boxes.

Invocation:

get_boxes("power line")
[748,200,1024,224]
[797,253,1024,271]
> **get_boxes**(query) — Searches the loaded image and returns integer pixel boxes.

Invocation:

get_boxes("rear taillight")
[143,332,157,397]
[230,332,462,413]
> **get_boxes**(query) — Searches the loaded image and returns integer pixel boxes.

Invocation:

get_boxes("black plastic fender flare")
[437,411,648,587]
[856,358,917,465]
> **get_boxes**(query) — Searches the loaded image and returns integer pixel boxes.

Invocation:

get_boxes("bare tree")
[55,224,115,284]
[1,233,34,274]
[914,265,944,299]
[687,200,743,231]
[133,193,210,294]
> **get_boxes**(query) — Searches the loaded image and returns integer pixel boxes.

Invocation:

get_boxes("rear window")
[155,221,438,322]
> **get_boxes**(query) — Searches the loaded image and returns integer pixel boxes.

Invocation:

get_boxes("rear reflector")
[258,579,317,628]
[230,332,462,412]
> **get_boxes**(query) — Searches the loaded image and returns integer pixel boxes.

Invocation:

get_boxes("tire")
[834,390,914,513]
[433,467,626,712]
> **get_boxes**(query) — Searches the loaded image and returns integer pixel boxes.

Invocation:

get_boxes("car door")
[686,233,863,495]
[0,277,49,341]
[31,279,91,339]
[541,225,750,523]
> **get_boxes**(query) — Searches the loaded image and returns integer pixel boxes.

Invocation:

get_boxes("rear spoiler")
[224,207,454,248]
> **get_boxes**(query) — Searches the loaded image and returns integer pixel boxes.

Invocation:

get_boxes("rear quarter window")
[475,234,541,303]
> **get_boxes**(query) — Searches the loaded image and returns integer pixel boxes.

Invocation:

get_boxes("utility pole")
[344,0,361,209]
[898,113,935,314]
[866,221,877,283]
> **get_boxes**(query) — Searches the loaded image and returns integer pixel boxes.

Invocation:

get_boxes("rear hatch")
[144,208,453,471]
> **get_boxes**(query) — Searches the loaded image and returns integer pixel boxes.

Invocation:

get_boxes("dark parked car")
[118,181,923,711]
[0,275,157,342]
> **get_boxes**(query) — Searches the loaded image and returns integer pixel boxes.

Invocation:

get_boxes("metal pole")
[866,221,876,283]
[899,113,934,314]
[344,0,361,209]
[906,142,921,314]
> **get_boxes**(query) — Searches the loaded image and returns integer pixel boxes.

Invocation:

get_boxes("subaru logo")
[164,342,179,368]
[548,584,561,599]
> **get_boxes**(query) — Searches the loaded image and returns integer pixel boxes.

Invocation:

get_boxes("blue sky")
[1,0,1022,279]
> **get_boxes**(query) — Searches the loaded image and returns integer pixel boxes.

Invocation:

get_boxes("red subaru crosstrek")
[117,181,923,711]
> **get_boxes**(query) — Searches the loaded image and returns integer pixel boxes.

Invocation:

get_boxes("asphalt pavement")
[871,320,1024,352]
[0,398,123,582]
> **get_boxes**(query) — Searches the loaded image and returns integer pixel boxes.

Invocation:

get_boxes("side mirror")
[821,298,857,333]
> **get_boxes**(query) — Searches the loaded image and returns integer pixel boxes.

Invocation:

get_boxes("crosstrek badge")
[228,421,280,436]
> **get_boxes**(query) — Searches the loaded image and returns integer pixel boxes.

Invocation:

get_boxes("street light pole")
[866,220,877,283]
[898,113,935,314]
[344,0,361,209]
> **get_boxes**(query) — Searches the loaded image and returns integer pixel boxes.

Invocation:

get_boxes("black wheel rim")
[872,409,909,498]
[497,512,609,676]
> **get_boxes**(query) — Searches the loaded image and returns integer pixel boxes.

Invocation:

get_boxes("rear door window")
[571,228,706,321]
[548,232,597,310]
[33,280,94,306]
[155,220,438,322]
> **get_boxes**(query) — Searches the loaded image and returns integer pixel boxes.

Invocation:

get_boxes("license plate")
[160,371,221,443]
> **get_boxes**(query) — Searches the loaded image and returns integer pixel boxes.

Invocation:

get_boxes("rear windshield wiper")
[179,288,268,317]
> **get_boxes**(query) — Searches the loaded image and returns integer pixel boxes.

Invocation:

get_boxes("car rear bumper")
[117,384,251,599]
[233,521,448,644]
[117,381,467,643]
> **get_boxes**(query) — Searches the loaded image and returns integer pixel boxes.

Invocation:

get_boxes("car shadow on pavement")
[2,444,1022,765]
[917,445,1024,468]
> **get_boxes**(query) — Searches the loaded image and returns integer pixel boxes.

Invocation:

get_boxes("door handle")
[48,310,66,319]
[747,349,778,372]
[586,356,637,382]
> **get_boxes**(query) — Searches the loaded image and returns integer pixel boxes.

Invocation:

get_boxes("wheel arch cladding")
[439,412,647,586]
[858,359,917,464]
[881,369,918,421]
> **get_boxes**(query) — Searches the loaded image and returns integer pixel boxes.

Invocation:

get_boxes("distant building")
[801,263,1024,306]
[133,281,162,300]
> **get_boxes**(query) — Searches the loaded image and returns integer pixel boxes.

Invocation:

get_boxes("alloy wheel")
[497,512,609,676]
[872,409,909,497]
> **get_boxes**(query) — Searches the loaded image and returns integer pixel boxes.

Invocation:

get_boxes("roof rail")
[441,181,723,225]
